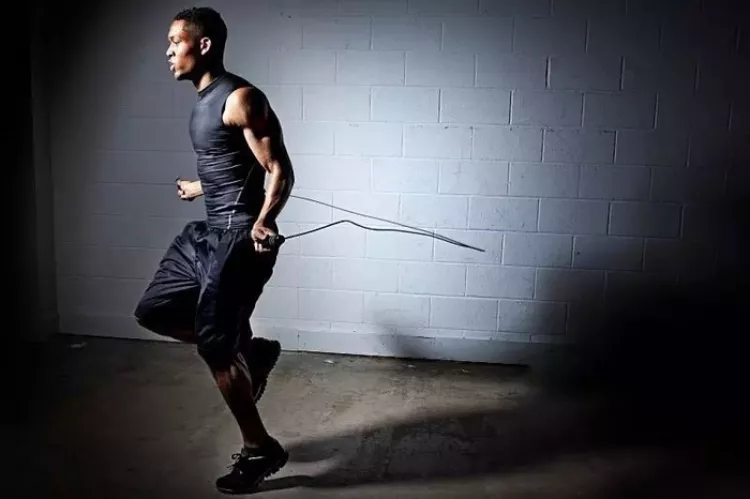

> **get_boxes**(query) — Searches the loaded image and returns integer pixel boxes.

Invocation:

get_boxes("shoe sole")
[252,340,281,403]
[216,451,289,495]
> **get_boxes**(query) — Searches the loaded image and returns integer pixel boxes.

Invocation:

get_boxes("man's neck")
[193,66,227,92]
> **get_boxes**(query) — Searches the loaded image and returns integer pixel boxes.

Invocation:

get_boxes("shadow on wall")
[260,140,750,497]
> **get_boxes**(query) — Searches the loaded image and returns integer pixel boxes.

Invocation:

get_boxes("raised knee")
[134,300,167,333]
[213,369,232,391]
[134,302,193,342]
[198,344,236,374]
[134,302,154,330]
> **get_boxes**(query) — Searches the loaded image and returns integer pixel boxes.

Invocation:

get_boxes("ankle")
[242,435,277,453]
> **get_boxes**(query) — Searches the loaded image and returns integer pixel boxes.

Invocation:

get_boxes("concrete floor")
[6,334,750,499]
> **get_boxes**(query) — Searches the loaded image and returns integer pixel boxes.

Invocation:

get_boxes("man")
[133,6,295,494]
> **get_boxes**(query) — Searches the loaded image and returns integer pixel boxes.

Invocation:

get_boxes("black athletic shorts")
[134,220,277,369]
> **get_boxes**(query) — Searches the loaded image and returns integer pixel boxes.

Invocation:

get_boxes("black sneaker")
[216,437,289,494]
[244,338,281,403]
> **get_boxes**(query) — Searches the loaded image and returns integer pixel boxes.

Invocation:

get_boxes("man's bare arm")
[224,86,295,238]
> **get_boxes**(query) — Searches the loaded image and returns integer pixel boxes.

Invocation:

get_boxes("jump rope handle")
[260,234,286,250]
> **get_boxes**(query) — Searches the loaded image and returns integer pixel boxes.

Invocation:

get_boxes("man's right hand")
[176,178,203,201]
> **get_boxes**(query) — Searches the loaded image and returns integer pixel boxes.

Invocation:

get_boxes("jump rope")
[177,178,486,253]
[260,194,486,253]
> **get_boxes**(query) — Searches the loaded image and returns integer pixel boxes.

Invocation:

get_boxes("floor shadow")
[262,183,750,497]
[255,475,316,492]
[262,301,748,496]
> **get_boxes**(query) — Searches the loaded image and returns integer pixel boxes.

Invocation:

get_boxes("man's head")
[166,7,227,80]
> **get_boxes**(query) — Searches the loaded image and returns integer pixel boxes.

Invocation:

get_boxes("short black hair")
[174,6,227,58]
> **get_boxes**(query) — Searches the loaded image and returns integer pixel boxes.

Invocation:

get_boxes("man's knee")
[134,300,157,331]
[198,344,237,374]
[134,298,169,332]
[212,367,233,391]
[134,300,195,342]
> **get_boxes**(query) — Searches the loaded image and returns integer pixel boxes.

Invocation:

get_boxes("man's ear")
[200,37,212,55]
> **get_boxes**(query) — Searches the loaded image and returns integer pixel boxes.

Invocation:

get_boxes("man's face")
[166,20,203,80]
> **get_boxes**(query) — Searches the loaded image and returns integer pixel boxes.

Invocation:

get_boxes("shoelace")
[228,453,241,468]
[227,451,265,469]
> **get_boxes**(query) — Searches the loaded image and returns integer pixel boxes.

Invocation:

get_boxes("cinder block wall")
[48,0,748,363]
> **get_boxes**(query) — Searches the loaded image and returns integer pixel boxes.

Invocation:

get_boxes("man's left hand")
[251,221,276,253]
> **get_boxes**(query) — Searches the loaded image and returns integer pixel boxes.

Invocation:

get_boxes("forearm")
[257,162,294,225]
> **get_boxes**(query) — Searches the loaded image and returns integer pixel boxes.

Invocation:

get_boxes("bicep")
[227,88,285,173]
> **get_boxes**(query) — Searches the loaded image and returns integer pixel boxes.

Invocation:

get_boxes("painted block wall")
[48,0,748,364]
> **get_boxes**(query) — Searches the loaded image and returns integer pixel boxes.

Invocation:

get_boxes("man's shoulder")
[225,81,268,110]
[222,83,273,129]
[223,71,256,91]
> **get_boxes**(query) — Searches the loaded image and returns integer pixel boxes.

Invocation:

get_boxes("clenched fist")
[251,221,277,253]
[176,178,203,201]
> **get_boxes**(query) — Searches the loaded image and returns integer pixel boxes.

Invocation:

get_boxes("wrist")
[254,215,276,228]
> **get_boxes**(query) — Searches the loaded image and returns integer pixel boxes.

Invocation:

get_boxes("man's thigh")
[134,221,207,337]
[195,231,277,366]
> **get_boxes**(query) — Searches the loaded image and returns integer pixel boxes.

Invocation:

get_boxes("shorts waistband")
[206,213,257,230]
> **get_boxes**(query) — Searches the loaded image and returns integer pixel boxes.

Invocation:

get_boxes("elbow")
[287,168,295,192]
[281,162,295,193]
